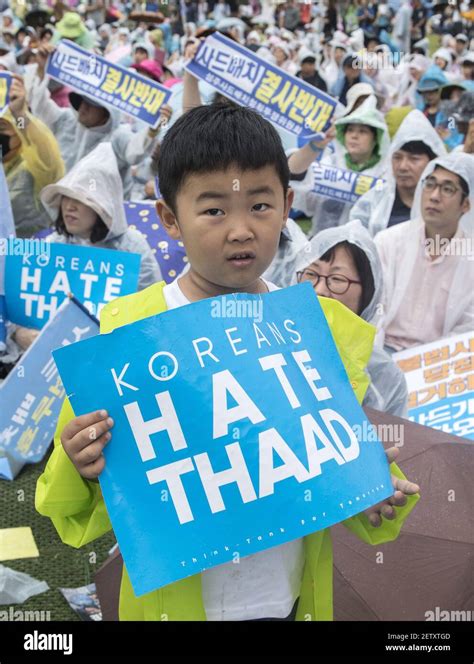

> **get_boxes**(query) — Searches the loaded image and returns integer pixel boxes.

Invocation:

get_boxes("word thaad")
[112,318,361,525]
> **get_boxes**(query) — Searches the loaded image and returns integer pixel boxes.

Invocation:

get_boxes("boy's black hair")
[55,209,109,243]
[319,241,375,316]
[433,165,470,200]
[399,140,437,160]
[344,123,377,140]
[156,102,290,214]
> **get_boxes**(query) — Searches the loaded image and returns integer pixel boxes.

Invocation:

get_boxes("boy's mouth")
[227,251,256,267]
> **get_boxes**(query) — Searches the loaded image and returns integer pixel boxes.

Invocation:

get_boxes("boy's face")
[157,165,293,296]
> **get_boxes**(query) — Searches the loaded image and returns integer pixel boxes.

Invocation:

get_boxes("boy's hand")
[364,447,420,527]
[60,410,114,480]
[9,74,28,118]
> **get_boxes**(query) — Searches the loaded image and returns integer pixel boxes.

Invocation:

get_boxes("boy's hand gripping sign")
[53,283,392,596]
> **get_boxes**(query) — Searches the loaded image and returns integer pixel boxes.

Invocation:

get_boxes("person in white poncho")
[292,220,408,416]
[375,152,474,352]
[349,109,447,236]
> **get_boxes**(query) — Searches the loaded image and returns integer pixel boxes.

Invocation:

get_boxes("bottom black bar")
[0,621,472,661]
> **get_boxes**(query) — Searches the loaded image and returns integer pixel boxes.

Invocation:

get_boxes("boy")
[36,103,419,621]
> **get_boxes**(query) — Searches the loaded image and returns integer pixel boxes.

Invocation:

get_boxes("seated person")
[350,110,446,236]
[375,153,474,352]
[293,220,408,416]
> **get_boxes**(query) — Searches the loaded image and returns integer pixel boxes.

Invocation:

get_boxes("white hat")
[343,83,375,116]
[433,47,453,63]
[455,34,468,42]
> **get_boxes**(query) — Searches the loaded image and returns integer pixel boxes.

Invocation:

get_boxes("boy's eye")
[253,203,270,212]
[204,208,224,216]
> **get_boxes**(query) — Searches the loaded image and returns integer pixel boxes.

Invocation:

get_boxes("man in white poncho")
[375,152,474,352]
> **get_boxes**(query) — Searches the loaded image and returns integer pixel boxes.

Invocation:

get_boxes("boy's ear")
[282,187,294,229]
[156,199,181,239]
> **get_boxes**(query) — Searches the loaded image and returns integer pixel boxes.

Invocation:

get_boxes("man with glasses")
[374,153,474,352]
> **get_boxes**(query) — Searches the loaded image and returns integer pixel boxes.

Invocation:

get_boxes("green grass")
[0,453,116,621]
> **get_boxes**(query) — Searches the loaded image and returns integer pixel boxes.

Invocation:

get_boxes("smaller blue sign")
[46,40,172,128]
[0,72,11,117]
[0,298,99,480]
[311,163,386,204]
[4,241,141,329]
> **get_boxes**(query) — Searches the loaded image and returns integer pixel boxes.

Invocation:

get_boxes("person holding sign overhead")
[288,95,390,236]
[37,103,419,622]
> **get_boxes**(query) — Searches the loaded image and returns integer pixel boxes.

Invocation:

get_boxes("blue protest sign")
[4,241,141,329]
[124,202,188,283]
[186,33,337,141]
[394,332,474,441]
[311,163,386,204]
[0,295,5,351]
[0,72,11,117]
[0,299,99,480]
[53,282,393,596]
[46,40,172,129]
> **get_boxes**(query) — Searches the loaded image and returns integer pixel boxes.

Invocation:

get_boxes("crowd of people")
[0,0,472,623]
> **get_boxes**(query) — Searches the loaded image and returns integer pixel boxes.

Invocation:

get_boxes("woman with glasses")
[293,220,409,417]
[375,152,474,352]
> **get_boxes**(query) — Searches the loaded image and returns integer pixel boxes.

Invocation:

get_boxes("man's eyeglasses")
[422,177,462,198]
[296,269,361,294]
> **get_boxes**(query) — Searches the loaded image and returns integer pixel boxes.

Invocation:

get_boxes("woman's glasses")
[296,269,361,295]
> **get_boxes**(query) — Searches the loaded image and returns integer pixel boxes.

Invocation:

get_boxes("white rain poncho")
[262,218,309,288]
[375,152,474,347]
[349,110,447,237]
[289,96,391,236]
[291,219,408,416]
[26,72,156,199]
[40,143,162,291]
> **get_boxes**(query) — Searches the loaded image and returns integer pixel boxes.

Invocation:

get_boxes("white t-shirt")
[162,277,305,621]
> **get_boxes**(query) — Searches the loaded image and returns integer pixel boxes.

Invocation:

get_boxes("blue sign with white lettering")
[312,163,386,204]
[0,299,99,480]
[0,72,11,117]
[4,241,141,329]
[52,283,392,596]
[186,33,337,141]
[46,40,172,128]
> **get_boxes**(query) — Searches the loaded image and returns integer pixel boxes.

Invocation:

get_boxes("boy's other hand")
[364,446,420,527]
[61,410,113,480]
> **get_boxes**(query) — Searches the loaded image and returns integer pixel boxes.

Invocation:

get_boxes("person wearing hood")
[451,91,474,155]
[375,152,474,352]
[292,220,408,416]
[395,53,430,107]
[330,53,374,107]
[288,96,390,235]
[349,110,446,236]
[39,142,162,292]
[0,73,65,237]
[28,43,159,199]
[320,37,349,91]
[416,65,448,127]
[52,12,96,51]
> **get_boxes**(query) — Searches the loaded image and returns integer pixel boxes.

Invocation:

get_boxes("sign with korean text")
[186,33,337,140]
[0,299,99,480]
[53,283,392,595]
[4,241,141,329]
[46,40,172,128]
[311,163,385,204]
[124,202,188,284]
[0,72,11,117]
[394,332,474,440]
